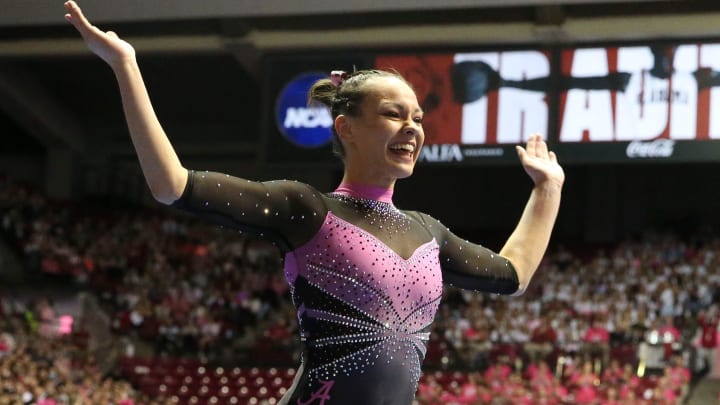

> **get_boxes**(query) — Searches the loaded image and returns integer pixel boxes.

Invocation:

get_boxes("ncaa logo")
[276,72,333,148]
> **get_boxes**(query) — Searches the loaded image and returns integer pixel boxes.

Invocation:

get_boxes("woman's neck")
[339,164,397,190]
[334,181,394,204]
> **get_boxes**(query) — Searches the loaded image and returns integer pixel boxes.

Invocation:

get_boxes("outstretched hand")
[64,0,135,67]
[515,134,565,188]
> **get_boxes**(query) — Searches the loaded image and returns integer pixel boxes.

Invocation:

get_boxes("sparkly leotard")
[172,170,519,405]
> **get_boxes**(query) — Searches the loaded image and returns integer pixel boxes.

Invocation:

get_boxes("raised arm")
[500,133,564,294]
[64,1,186,204]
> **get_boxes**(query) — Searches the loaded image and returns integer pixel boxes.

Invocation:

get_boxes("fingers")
[525,134,537,157]
[64,1,96,38]
[549,151,558,163]
[534,134,549,159]
[523,133,553,159]
[64,1,83,24]
[517,133,562,169]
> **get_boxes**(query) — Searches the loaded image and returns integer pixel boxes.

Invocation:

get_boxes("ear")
[335,114,354,143]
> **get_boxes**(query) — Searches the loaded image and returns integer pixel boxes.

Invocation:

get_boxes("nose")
[403,119,420,136]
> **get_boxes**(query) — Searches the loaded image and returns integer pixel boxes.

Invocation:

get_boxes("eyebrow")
[380,101,424,115]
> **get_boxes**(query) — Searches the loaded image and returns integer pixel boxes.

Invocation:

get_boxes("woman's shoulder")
[181,170,331,211]
[261,178,326,196]
[402,209,432,222]
[402,210,448,231]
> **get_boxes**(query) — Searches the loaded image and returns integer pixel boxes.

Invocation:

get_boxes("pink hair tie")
[330,70,347,87]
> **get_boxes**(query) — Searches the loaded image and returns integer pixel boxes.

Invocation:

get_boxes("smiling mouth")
[388,143,415,159]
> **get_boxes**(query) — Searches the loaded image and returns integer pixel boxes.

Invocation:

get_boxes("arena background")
[2,0,720,404]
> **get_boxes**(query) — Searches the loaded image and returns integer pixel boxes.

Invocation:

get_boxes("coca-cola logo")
[626,139,675,158]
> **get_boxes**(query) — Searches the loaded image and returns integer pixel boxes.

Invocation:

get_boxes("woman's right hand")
[64,0,136,68]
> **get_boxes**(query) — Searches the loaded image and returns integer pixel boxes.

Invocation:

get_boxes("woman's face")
[338,76,425,186]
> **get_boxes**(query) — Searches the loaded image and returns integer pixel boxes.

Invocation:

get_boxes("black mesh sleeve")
[170,170,328,252]
[411,211,519,295]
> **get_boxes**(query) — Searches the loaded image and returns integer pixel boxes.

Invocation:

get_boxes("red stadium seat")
[251,376,265,388]
[236,386,252,400]
[217,385,232,398]
[232,376,247,387]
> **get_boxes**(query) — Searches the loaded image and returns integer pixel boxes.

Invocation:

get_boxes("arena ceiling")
[0,0,718,163]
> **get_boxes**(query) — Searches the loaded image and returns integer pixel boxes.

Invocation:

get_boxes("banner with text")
[263,41,720,166]
[556,43,720,162]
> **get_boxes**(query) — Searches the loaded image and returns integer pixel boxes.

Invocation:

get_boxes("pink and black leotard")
[172,170,519,405]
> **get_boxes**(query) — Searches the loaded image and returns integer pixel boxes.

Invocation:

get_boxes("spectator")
[601,358,624,385]
[617,363,641,399]
[568,360,599,405]
[462,316,492,370]
[698,306,719,377]
[524,315,557,363]
[601,386,621,405]
[581,316,610,369]
[484,358,513,394]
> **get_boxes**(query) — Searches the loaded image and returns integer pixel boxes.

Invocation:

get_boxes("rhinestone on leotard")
[327,193,410,236]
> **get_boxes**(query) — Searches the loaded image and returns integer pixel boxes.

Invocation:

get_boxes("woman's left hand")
[516,133,565,189]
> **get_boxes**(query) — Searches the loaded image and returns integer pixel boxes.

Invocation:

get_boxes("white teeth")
[389,144,415,152]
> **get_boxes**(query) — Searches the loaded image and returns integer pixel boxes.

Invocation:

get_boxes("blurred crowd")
[1,175,297,365]
[2,174,719,404]
[0,298,146,405]
[432,231,720,371]
[415,354,691,405]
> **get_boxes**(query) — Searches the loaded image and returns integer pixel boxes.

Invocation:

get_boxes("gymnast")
[64,1,564,403]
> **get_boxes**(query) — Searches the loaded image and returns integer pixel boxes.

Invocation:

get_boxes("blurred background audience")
[1,174,717,404]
